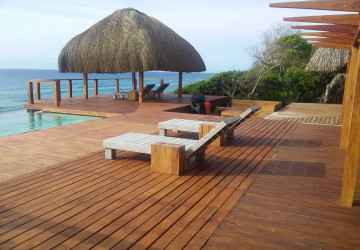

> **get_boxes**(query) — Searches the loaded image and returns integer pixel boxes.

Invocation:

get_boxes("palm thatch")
[306,48,349,73]
[58,8,205,73]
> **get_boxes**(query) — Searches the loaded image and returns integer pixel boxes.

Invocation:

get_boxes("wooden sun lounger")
[153,83,170,98]
[103,106,260,175]
[112,84,155,100]
[158,105,261,146]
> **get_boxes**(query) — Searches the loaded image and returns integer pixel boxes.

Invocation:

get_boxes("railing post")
[83,73,88,99]
[27,81,34,104]
[94,79,98,95]
[35,81,41,101]
[115,79,119,92]
[160,79,164,94]
[53,80,60,106]
[67,80,72,98]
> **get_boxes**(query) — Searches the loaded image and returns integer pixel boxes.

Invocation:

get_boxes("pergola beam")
[292,24,358,33]
[309,42,352,50]
[284,14,360,25]
[270,1,360,12]
[305,37,353,45]
[300,31,356,39]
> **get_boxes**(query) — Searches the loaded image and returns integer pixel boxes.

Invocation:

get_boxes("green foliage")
[256,65,335,105]
[275,34,312,61]
[173,71,237,95]
[282,65,334,103]
[172,33,337,106]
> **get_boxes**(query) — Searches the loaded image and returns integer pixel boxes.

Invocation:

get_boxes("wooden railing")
[27,78,164,107]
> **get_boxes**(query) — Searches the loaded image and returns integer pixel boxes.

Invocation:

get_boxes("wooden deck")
[24,93,228,117]
[265,103,342,125]
[1,95,359,249]
[0,118,296,249]
[206,123,360,249]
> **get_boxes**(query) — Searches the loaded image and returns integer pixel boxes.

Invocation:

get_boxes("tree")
[248,24,312,99]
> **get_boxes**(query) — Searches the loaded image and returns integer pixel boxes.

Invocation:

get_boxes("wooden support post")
[178,71,183,98]
[199,124,224,146]
[115,79,119,92]
[151,142,185,175]
[53,81,60,106]
[83,73,88,99]
[132,72,137,91]
[340,46,359,148]
[160,79,164,94]
[27,81,34,104]
[57,80,61,102]
[35,82,41,101]
[94,79,98,95]
[340,46,360,207]
[139,71,144,103]
[340,52,352,124]
[67,80,72,98]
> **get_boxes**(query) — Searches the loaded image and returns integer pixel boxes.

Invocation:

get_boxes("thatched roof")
[58,8,206,73]
[306,48,349,73]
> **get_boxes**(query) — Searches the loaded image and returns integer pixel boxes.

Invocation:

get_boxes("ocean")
[0,69,215,115]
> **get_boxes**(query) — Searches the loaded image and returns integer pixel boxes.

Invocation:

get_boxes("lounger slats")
[103,133,197,155]
[185,106,261,158]
[158,119,218,133]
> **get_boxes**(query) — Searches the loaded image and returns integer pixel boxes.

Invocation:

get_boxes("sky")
[0,0,334,73]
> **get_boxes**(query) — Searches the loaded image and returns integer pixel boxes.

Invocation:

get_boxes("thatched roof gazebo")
[306,48,349,73]
[58,8,206,102]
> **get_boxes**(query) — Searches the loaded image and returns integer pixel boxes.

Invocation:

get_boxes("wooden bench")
[103,106,260,175]
[218,100,282,118]
[113,92,128,99]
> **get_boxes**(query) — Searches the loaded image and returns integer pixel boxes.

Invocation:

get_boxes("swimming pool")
[0,110,102,137]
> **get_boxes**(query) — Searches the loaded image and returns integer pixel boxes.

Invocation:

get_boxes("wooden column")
[132,72,137,91]
[115,79,119,92]
[94,79,98,95]
[27,81,34,104]
[340,52,352,125]
[341,46,360,206]
[53,81,60,106]
[139,71,144,103]
[340,46,359,148]
[67,80,72,98]
[57,80,61,101]
[83,73,88,99]
[160,79,164,94]
[35,81,41,101]
[178,71,183,98]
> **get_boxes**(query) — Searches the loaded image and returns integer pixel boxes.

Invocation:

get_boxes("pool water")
[0,110,101,137]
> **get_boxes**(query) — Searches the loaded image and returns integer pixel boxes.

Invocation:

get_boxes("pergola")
[58,8,206,103]
[270,0,360,207]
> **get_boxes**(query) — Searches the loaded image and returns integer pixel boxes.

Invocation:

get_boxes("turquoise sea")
[0,69,214,136]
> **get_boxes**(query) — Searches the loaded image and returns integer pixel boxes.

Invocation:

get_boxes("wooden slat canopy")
[284,14,360,25]
[270,0,360,207]
[299,31,356,39]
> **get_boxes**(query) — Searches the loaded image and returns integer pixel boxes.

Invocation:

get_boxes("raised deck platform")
[265,103,342,125]
[1,96,359,248]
